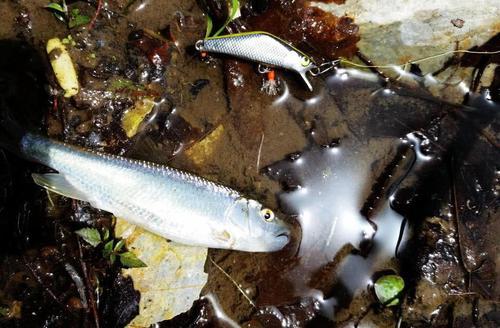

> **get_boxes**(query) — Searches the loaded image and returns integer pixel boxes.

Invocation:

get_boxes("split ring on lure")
[195,31,318,91]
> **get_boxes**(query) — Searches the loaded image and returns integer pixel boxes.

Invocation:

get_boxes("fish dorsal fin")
[32,173,90,202]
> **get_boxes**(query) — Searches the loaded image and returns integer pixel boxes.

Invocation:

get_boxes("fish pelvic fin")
[32,173,90,202]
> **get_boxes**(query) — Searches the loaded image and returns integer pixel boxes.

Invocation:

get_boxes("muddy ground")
[0,0,498,327]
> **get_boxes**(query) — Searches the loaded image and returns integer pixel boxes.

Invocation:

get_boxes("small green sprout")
[75,227,147,268]
[206,0,240,38]
[45,2,90,29]
[102,239,114,261]
[374,274,405,306]
[0,306,8,317]
[75,227,102,247]
[61,35,76,46]
[119,251,147,268]
[102,227,110,241]
[45,0,68,23]
[109,79,140,91]
[69,8,90,28]
[205,15,213,39]
[102,239,146,268]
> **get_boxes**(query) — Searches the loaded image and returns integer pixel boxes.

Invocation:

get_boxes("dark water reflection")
[228,69,499,327]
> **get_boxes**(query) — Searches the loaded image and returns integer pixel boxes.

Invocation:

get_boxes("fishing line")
[338,49,500,69]
[209,257,257,308]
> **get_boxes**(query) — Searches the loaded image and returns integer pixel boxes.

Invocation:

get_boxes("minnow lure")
[195,31,318,91]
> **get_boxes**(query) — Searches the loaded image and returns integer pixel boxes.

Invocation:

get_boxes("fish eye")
[301,56,311,67]
[260,208,275,222]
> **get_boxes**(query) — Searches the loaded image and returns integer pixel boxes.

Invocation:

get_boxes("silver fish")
[195,31,317,90]
[20,133,290,252]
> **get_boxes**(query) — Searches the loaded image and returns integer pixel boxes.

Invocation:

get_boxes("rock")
[313,0,500,103]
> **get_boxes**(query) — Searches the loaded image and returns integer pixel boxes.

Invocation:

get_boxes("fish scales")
[203,33,295,69]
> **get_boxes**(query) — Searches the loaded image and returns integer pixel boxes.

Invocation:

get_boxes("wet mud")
[0,0,499,327]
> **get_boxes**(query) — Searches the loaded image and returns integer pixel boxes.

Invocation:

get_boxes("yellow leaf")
[115,219,208,327]
[185,125,224,166]
[121,98,155,138]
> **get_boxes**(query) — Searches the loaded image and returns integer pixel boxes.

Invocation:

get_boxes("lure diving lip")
[195,31,318,91]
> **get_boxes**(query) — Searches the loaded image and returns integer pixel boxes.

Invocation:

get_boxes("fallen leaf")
[75,227,101,247]
[115,218,208,327]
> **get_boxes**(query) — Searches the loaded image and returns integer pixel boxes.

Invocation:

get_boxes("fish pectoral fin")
[32,173,90,202]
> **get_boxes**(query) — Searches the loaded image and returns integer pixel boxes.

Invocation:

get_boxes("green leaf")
[114,239,125,252]
[69,10,90,29]
[75,228,102,247]
[110,253,116,264]
[374,275,405,306]
[103,239,114,259]
[102,227,110,241]
[119,251,147,268]
[109,78,141,91]
[212,0,240,37]
[45,3,65,13]
[204,15,213,39]
[0,307,8,317]
[228,0,240,22]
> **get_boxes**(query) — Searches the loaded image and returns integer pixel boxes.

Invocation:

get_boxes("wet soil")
[0,0,499,327]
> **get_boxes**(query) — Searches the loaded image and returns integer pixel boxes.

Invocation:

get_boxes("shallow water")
[0,0,498,327]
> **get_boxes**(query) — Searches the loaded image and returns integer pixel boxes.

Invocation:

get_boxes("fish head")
[221,197,290,252]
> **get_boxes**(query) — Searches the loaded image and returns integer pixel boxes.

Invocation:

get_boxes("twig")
[209,257,256,307]
[64,262,88,309]
[256,133,264,173]
[77,239,101,328]
[89,0,103,30]
[448,292,478,297]
[46,190,55,208]
[449,156,473,290]
[24,259,71,313]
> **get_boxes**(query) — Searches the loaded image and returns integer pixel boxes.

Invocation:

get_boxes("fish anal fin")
[32,173,90,202]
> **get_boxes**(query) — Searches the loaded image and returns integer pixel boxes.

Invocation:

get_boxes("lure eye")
[300,56,311,67]
[261,209,275,222]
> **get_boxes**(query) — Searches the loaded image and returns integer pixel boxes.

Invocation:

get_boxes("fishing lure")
[195,31,320,91]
